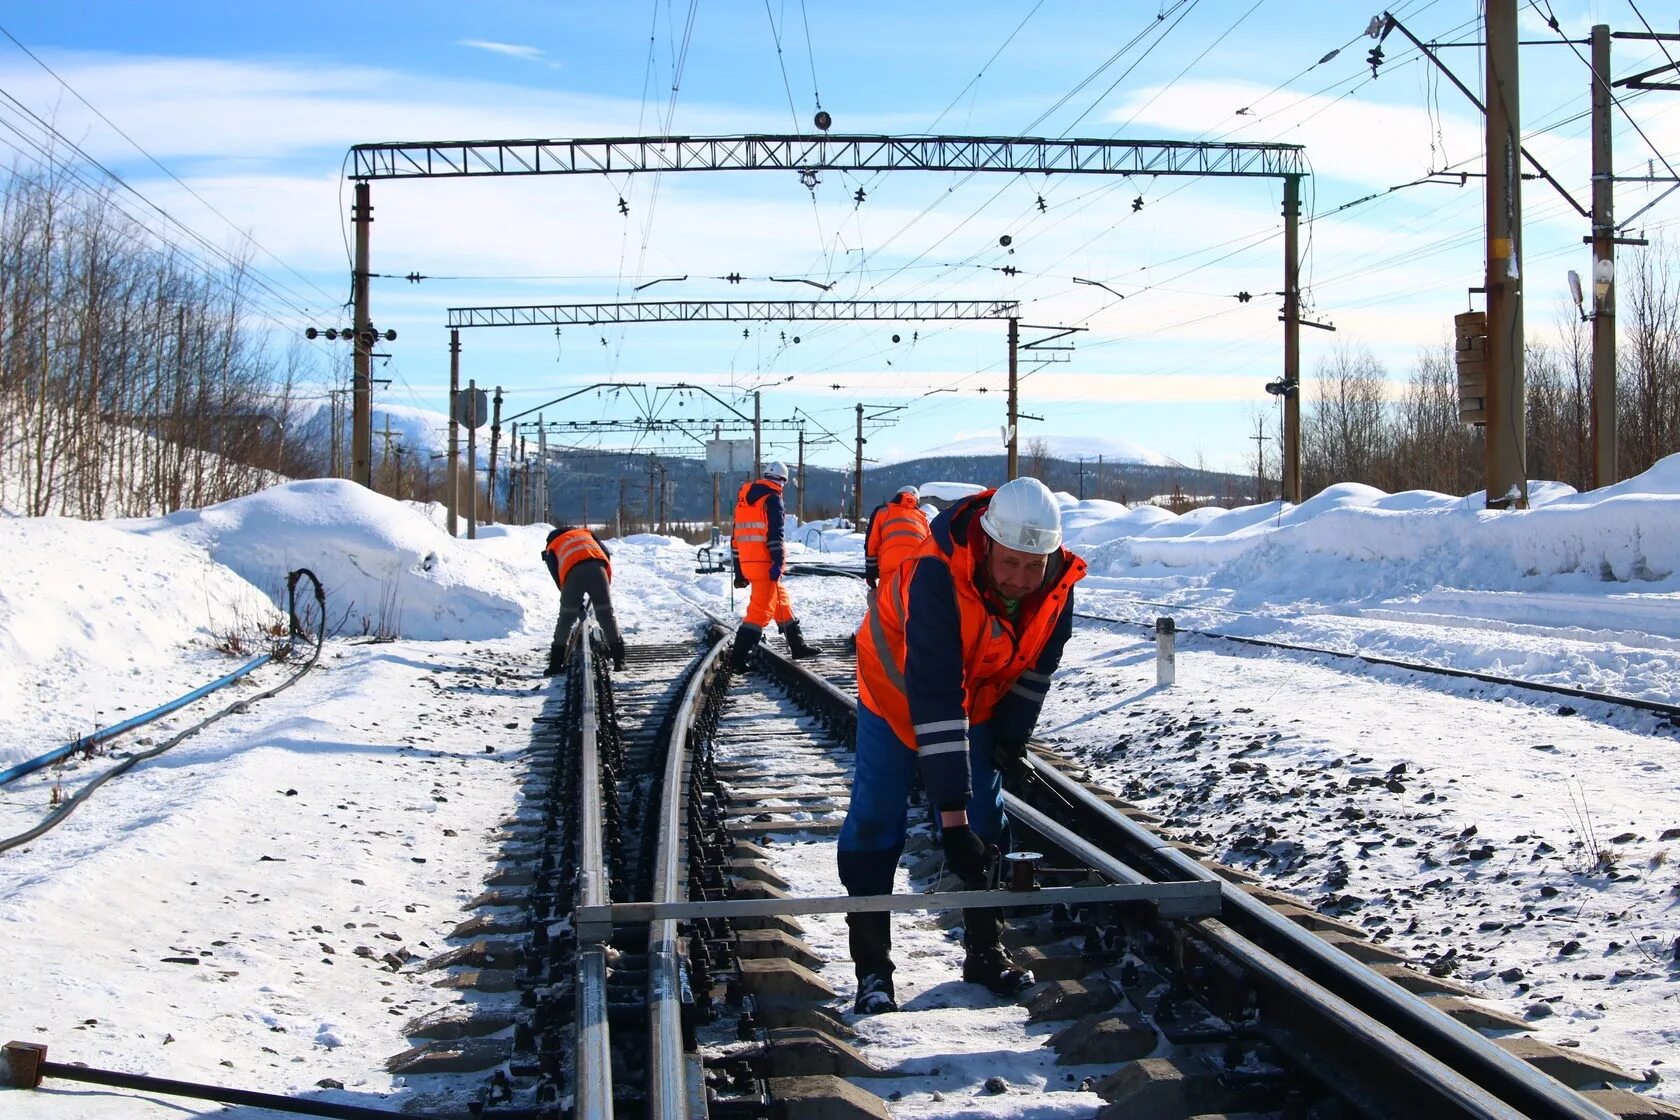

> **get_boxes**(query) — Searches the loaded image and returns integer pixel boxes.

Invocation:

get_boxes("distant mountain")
[536,447,1256,527]
[883,432,1174,468]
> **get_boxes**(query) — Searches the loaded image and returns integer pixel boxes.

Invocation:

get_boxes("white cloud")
[456,40,552,65]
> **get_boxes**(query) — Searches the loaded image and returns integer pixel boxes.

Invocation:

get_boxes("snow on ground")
[4,461,1680,1115]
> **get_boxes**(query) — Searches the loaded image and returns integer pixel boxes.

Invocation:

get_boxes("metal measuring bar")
[576,880,1220,941]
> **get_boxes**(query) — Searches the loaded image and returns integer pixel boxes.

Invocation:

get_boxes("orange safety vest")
[865,492,930,585]
[856,491,1085,750]
[545,528,610,586]
[731,478,784,573]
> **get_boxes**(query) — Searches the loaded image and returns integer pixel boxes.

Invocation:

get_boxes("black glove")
[865,576,877,590]
[769,562,783,582]
[992,737,1030,782]
[733,574,749,589]
[941,823,993,886]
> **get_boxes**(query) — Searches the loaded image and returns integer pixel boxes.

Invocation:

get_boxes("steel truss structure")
[351,133,1305,180]
[447,299,1018,329]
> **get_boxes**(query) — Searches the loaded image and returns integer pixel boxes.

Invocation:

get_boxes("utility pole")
[1006,317,1020,481]
[854,403,865,526]
[646,455,656,534]
[378,416,397,492]
[1076,457,1085,500]
[1097,454,1104,500]
[351,182,373,488]
[1484,0,1528,509]
[712,423,722,528]
[487,386,503,525]
[466,378,479,540]
[796,428,806,522]
[617,477,627,538]
[447,329,460,536]
[1590,23,1617,490]
[658,461,668,532]
[1251,418,1267,503]
[753,391,762,478]
[1282,174,1302,505]
[538,418,549,524]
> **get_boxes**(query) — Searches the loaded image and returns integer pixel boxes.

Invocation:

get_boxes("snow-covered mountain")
[881,432,1175,467]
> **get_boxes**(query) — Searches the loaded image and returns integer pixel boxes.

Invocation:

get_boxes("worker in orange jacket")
[840,476,1085,1014]
[542,525,625,674]
[864,485,930,591]
[728,461,820,671]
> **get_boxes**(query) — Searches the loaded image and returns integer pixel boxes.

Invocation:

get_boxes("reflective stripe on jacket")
[732,478,785,574]
[545,528,611,586]
[864,492,930,585]
[855,489,1085,806]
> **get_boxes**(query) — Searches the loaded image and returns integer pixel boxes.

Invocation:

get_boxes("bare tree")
[1301,342,1393,495]
[1619,239,1680,478]
[1022,436,1051,480]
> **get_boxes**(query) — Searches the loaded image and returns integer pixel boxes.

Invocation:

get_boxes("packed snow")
[2,462,1678,1116]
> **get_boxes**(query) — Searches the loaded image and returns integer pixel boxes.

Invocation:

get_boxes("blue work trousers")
[836,703,1008,979]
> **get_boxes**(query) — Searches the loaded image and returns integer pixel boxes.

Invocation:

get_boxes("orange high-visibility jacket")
[855,489,1084,805]
[864,492,930,586]
[544,528,611,587]
[731,478,785,577]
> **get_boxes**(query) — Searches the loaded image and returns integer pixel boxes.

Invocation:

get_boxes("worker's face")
[986,541,1049,600]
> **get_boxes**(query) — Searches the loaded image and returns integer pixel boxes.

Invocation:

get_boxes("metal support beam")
[1485,0,1528,509]
[353,134,1306,181]
[447,299,1017,328]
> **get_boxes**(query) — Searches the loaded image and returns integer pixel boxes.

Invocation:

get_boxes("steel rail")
[645,632,727,1119]
[742,635,1615,1120]
[1074,608,1680,722]
[1025,758,1617,1120]
[572,630,612,1120]
[1005,796,1528,1119]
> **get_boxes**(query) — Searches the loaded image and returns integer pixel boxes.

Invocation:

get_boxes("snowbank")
[125,479,555,641]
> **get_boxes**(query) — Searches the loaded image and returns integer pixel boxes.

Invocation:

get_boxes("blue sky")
[2,1,1676,473]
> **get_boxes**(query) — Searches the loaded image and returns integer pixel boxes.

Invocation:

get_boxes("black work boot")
[729,625,762,674]
[612,640,627,672]
[962,944,1035,997]
[847,910,897,1014]
[543,647,566,676]
[782,619,821,660]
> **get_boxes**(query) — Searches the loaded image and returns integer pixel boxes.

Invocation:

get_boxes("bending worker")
[864,485,930,591]
[839,476,1085,1014]
[729,460,820,670]
[542,524,625,674]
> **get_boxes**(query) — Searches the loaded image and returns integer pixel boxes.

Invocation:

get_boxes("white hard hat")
[763,461,790,482]
[896,485,919,500]
[979,477,1062,554]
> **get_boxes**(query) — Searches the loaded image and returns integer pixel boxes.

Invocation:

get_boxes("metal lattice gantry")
[446,299,1019,330]
[342,131,1312,500]
[350,133,1305,180]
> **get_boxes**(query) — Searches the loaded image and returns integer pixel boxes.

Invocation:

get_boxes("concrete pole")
[853,403,865,526]
[1484,0,1528,509]
[486,387,503,524]
[1282,174,1302,505]
[712,423,721,528]
[351,182,373,488]
[537,417,549,524]
[466,379,478,540]
[797,428,806,522]
[1590,23,1617,490]
[446,329,460,537]
[1006,317,1020,481]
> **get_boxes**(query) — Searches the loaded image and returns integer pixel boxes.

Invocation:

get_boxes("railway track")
[430,612,1663,1120]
